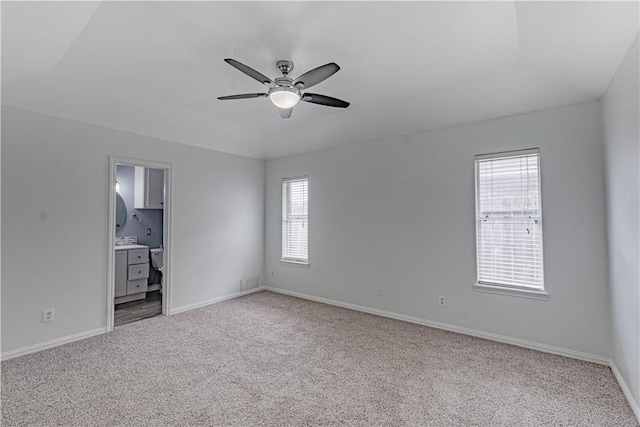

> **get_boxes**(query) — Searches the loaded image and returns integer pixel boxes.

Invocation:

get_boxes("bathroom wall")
[116,164,163,249]
[116,164,164,284]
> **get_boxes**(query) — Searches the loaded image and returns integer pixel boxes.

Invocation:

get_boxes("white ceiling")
[2,1,638,159]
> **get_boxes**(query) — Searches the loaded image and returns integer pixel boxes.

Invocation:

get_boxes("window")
[282,176,308,264]
[475,149,545,296]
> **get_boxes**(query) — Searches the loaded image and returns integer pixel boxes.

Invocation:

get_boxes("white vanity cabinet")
[115,245,150,303]
[134,167,164,209]
[114,251,128,297]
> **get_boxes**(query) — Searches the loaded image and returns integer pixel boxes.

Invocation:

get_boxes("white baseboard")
[170,286,266,315]
[2,287,266,362]
[264,287,640,420]
[610,360,640,423]
[1,327,107,362]
[264,286,610,365]
[4,287,636,423]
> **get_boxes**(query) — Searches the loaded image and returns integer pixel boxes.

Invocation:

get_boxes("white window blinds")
[282,177,308,263]
[475,149,544,291]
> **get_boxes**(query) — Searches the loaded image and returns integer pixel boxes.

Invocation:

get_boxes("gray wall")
[603,36,640,411]
[265,101,612,358]
[1,107,264,353]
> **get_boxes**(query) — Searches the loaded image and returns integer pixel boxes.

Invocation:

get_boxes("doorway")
[107,157,172,331]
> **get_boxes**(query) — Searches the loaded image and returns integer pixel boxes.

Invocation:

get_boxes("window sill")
[473,283,548,300]
[281,259,310,268]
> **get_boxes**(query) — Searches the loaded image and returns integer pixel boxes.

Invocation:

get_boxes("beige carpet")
[2,291,637,426]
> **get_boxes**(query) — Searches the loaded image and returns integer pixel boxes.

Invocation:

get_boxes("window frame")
[473,148,548,300]
[281,175,310,267]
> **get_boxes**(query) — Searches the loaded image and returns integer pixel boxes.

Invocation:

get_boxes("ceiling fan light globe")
[268,87,301,109]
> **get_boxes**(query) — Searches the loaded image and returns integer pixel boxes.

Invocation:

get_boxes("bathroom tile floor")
[114,291,162,327]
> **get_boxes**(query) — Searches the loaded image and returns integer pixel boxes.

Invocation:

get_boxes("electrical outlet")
[377,286,384,296]
[42,309,55,323]
[271,269,275,276]
[438,295,446,307]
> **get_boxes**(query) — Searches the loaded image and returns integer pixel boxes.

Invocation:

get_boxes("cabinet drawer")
[128,263,149,280]
[127,279,148,294]
[128,248,149,265]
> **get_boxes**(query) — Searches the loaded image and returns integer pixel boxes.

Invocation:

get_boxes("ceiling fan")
[218,59,350,119]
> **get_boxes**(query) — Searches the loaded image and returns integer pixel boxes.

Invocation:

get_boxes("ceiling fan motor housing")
[274,76,295,87]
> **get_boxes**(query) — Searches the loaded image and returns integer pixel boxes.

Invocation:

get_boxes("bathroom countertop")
[115,244,149,251]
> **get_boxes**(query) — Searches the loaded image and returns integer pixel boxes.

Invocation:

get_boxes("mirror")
[115,193,127,231]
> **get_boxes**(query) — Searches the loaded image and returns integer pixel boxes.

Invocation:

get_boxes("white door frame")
[107,156,173,332]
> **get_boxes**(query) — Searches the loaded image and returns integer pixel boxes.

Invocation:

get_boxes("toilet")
[150,247,164,292]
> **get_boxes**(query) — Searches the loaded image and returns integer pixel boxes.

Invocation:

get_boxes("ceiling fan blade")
[279,108,293,119]
[293,63,340,90]
[217,93,268,100]
[302,93,350,108]
[224,59,275,87]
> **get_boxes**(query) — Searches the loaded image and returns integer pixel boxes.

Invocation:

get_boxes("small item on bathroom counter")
[115,236,137,246]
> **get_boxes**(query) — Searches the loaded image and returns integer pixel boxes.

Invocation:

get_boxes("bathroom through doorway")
[107,157,172,330]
